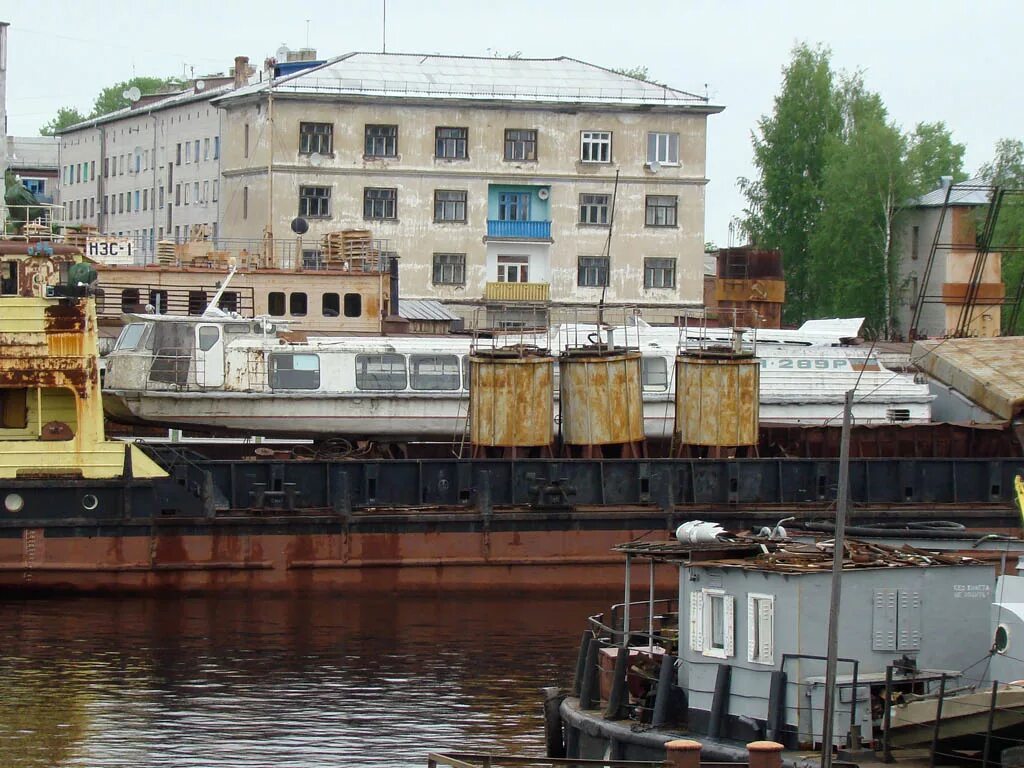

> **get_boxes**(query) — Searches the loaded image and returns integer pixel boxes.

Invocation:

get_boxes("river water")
[0,592,615,768]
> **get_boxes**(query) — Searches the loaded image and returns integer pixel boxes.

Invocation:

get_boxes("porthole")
[82,494,99,511]
[995,624,1010,654]
[4,493,24,513]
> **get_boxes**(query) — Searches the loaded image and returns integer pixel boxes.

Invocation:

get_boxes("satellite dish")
[308,152,324,168]
[122,86,142,103]
[291,217,309,235]
[647,160,661,174]
[537,188,550,200]
[195,79,206,91]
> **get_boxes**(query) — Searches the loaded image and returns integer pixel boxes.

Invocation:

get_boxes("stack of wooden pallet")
[321,229,375,270]
[156,240,177,266]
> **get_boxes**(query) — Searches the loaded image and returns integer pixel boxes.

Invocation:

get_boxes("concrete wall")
[218,97,711,313]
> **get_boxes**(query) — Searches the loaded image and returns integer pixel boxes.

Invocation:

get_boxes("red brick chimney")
[233,56,249,89]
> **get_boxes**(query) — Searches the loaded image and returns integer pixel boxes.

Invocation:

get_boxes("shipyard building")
[56,50,722,325]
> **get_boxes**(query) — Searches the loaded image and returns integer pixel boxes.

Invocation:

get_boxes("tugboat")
[546,525,1024,766]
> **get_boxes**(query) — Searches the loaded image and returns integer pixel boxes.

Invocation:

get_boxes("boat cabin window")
[121,288,141,312]
[747,594,775,665]
[355,354,407,391]
[323,293,340,317]
[224,323,251,337]
[344,293,362,318]
[149,289,168,314]
[410,355,461,390]
[0,261,17,296]
[188,291,207,315]
[219,291,239,313]
[462,357,470,390]
[268,292,286,317]
[197,326,220,352]
[290,292,307,317]
[269,353,320,390]
[0,389,28,429]
[642,357,669,391]
[115,323,149,351]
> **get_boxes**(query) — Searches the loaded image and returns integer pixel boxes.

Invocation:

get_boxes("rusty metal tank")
[558,346,644,455]
[468,346,555,454]
[674,346,760,454]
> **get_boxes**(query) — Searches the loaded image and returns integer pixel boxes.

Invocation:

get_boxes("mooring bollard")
[578,637,600,710]
[651,653,676,727]
[572,631,593,697]
[604,645,630,719]
[664,739,701,768]
[747,740,784,768]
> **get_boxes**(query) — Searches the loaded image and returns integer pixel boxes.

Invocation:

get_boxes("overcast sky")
[4,0,1021,244]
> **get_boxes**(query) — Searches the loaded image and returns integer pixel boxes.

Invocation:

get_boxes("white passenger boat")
[102,313,933,441]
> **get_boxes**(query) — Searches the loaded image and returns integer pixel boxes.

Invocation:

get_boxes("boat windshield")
[115,323,149,351]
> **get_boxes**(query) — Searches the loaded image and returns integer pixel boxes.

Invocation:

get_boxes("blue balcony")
[486,219,551,240]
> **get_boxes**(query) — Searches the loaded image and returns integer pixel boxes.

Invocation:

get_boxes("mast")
[821,388,853,767]
[266,67,274,265]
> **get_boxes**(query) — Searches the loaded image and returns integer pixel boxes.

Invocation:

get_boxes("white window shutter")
[723,595,735,658]
[689,594,703,651]
[758,598,774,663]
[747,596,758,662]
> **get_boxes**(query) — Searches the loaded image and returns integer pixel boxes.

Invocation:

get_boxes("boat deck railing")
[427,754,744,768]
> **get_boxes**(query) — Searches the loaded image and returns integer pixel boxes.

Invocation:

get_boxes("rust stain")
[561,351,643,446]
[44,304,86,333]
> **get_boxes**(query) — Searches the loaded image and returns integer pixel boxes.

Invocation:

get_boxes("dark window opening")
[343,293,362,317]
[290,292,308,317]
[121,288,141,312]
[268,292,286,317]
[187,291,208,315]
[322,293,340,317]
[0,388,29,429]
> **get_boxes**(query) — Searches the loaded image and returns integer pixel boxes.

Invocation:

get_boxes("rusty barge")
[2,241,1024,593]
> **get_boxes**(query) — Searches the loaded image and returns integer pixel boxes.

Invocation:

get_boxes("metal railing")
[2,203,68,238]
[486,220,551,240]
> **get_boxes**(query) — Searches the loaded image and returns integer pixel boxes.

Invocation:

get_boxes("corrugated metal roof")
[914,176,992,207]
[398,299,460,322]
[913,336,1024,419]
[218,52,719,110]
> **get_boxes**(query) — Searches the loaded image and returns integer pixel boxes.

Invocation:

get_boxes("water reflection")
[0,592,615,767]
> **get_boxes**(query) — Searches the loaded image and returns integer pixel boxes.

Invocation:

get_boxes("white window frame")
[690,588,734,659]
[747,593,775,665]
[497,255,529,283]
[647,132,680,165]
[581,130,612,163]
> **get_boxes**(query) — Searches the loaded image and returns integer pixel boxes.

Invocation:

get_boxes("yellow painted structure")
[0,248,166,479]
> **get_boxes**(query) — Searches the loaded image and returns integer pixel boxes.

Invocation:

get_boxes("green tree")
[739,44,842,325]
[809,78,907,336]
[904,121,967,195]
[91,76,179,116]
[39,107,88,136]
[980,138,1024,332]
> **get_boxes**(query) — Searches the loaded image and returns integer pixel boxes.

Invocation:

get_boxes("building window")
[504,129,537,161]
[344,293,362,318]
[577,256,609,287]
[365,124,398,157]
[149,289,168,314]
[243,124,250,158]
[212,180,219,202]
[497,192,529,221]
[185,141,192,164]
[120,288,141,312]
[213,136,220,159]
[645,195,678,227]
[193,181,199,203]
[497,255,529,283]
[289,292,308,317]
[184,185,191,205]
[911,225,920,261]
[187,291,207,315]
[747,594,775,665]
[158,186,164,208]
[270,353,320,390]
[644,258,676,289]
[647,132,679,165]
[689,588,734,659]
[434,190,467,223]
[142,189,149,211]
[579,193,610,225]
[300,122,333,155]
[410,355,461,391]
[322,293,340,317]
[203,137,210,161]
[641,357,669,391]
[243,186,249,219]
[194,140,200,164]
[299,185,331,218]
[435,127,468,159]
[581,131,611,163]
[268,291,285,316]
[433,253,466,285]
[355,353,407,390]
[363,187,397,220]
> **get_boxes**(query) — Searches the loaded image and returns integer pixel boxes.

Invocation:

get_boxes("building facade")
[57,76,232,257]
[213,53,722,323]
[5,136,58,202]
[894,177,1003,339]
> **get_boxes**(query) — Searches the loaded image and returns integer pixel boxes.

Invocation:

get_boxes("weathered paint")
[675,353,760,448]
[913,336,1024,420]
[559,349,644,446]
[469,351,554,448]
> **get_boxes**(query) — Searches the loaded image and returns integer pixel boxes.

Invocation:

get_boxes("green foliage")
[39,107,87,136]
[980,139,1024,332]
[612,65,650,81]
[904,121,967,196]
[739,43,841,325]
[38,76,181,135]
